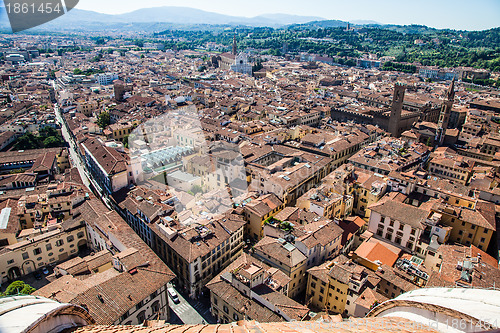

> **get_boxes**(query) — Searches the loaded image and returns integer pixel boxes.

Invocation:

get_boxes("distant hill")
[380,24,440,34]
[288,20,349,30]
[351,20,381,25]
[254,14,324,26]
[9,6,327,32]
[2,5,491,34]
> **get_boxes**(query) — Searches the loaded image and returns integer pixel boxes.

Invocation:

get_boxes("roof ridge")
[275,303,307,310]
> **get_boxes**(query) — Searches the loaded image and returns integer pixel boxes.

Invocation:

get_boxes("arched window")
[151,300,160,314]
[136,310,146,324]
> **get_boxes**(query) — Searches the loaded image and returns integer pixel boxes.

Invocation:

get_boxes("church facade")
[218,34,252,76]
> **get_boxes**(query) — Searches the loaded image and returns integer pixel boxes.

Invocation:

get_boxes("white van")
[168,287,180,304]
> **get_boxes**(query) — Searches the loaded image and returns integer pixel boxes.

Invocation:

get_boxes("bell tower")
[388,83,406,137]
[436,78,455,146]
[232,32,237,55]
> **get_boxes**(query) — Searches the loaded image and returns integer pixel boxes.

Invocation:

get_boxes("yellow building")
[351,174,387,218]
[428,155,472,185]
[76,100,98,117]
[297,163,388,220]
[109,121,134,142]
[0,221,87,282]
[243,194,284,241]
[297,183,351,220]
[430,200,495,251]
[18,185,86,229]
[253,237,307,298]
[56,148,70,172]
[183,154,214,177]
[306,255,372,316]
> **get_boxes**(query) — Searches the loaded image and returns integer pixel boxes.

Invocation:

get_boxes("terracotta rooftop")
[369,199,430,230]
[355,238,401,267]
[73,317,437,332]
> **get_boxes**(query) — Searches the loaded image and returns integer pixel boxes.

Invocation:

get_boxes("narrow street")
[167,284,214,325]
[54,105,91,190]
[53,88,214,325]
[53,95,112,209]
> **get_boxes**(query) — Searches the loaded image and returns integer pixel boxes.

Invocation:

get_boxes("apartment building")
[81,137,131,195]
[348,137,431,176]
[36,197,176,325]
[374,264,421,299]
[0,182,86,250]
[242,144,333,204]
[289,126,373,169]
[95,73,119,86]
[428,154,472,185]
[368,199,430,253]
[480,134,500,156]
[35,247,172,325]
[351,237,401,272]
[306,255,386,317]
[271,206,330,227]
[117,189,173,249]
[429,200,495,251]
[243,193,284,241]
[152,215,245,298]
[76,100,98,117]
[0,148,68,176]
[108,121,135,142]
[350,170,388,218]
[207,253,309,324]
[17,183,87,229]
[183,155,214,177]
[297,183,350,220]
[293,220,344,269]
[253,237,307,298]
[0,218,87,282]
[426,244,500,288]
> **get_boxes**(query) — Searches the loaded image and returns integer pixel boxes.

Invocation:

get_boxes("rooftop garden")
[264,216,294,232]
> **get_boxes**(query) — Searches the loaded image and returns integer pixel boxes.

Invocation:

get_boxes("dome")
[0,295,94,333]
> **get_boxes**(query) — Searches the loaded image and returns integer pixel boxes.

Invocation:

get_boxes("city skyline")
[0,1,499,331]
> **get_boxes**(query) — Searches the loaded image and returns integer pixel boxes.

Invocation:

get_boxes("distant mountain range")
[0,6,335,31]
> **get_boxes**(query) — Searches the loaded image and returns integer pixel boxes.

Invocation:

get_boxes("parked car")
[167,287,180,304]
[33,272,42,280]
[42,267,49,275]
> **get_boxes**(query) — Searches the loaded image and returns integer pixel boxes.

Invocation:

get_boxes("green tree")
[123,133,136,149]
[4,281,36,295]
[90,54,102,62]
[39,126,60,139]
[43,136,62,148]
[190,185,203,195]
[14,133,41,150]
[95,37,106,45]
[97,111,111,129]
[252,59,263,73]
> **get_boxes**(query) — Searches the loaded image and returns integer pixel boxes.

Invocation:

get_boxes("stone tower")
[388,83,406,137]
[232,32,237,55]
[436,78,455,146]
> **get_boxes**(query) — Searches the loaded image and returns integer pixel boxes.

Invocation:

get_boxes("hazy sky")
[73,0,500,30]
